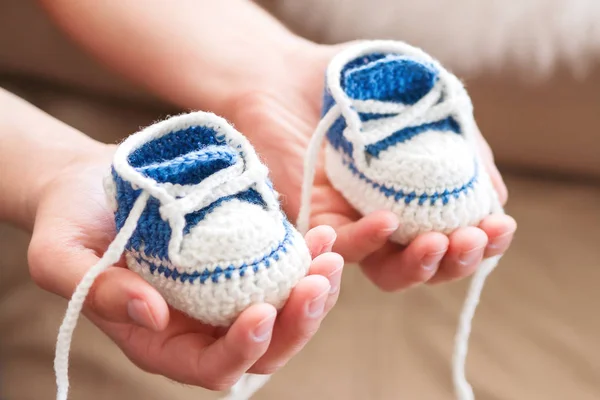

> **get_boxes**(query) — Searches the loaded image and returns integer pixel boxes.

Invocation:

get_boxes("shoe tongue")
[341,55,438,105]
[138,145,238,186]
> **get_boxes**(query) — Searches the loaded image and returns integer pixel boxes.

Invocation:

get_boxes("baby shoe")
[104,111,311,326]
[55,112,311,400]
[297,41,505,400]
[298,40,501,243]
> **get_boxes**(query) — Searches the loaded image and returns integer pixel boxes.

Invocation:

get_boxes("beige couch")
[1,1,599,399]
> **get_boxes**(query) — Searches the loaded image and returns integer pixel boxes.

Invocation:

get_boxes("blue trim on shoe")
[113,171,269,260]
[324,112,460,159]
[133,220,294,284]
[342,56,438,105]
[321,53,462,160]
[183,189,266,234]
[340,155,479,206]
[129,125,225,167]
[139,146,238,185]
[113,122,272,261]
[325,115,354,156]
[364,117,460,157]
[321,54,437,116]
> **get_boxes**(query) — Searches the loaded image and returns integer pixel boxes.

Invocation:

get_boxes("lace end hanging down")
[452,197,505,400]
[452,253,502,400]
[220,373,273,400]
[54,184,275,400]
[296,105,341,236]
[297,42,507,400]
[54,191,150,400]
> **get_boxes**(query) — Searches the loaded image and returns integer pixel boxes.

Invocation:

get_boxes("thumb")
[28,228,169,331]
[84,262,170,331]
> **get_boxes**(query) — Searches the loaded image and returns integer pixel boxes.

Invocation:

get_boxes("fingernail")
[251,312,276,342]
[327,265,344,294]
[487,231,514,250]
[458,246,485,266]
[378,226,398,239]
[128,299,158,331]
[421,249,446,270]
[306,288,329,318]
[319,237,336,255]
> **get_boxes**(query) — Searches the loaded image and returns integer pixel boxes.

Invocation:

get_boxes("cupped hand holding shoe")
[0,88,344,391]
[231,43,517,292]
[37,0,517,293]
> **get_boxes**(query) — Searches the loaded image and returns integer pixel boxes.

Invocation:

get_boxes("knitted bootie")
[55,112,311,400]
[105,112,311,326]
[298,40,505,400]
[298,41,501,241]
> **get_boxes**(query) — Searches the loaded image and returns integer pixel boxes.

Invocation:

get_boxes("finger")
[161,303,277,390]
[86,265,170,331]
[485,158,508,205]
[307,252,344,312]
[248,274,332,374]
[479,214,517,257]
[28,231,169,331]
[304,225,337,257]
[327,210,400,263]
[360,232,449,292]
[475,128,508,204]
[428,227,488,285]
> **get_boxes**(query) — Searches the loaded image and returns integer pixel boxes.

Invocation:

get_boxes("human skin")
[37,0,516,291]
[0,88,344,389]
[0,0,516,390]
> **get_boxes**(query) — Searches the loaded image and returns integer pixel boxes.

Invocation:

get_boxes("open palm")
[231,43,517,292]
[28,144,344,390]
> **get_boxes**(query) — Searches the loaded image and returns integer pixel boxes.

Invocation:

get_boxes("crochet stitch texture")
[298,40,505,400]
[298,41,499,243]
[54,112,311,400]
[105,113,311,326]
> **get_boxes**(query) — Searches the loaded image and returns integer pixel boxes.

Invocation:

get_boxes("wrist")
[25,136,109,232]
[205,35,332,121]
[0,91,108,231]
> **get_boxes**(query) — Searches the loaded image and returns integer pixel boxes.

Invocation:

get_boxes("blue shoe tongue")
[138,145,238,186]
[341,56,438,105]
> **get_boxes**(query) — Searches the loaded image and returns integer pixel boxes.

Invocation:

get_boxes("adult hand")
[230,42,517,292]
[27,143,344,390]
[35,0,515,293]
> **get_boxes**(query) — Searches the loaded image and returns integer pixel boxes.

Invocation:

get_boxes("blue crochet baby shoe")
[298,40,501,245]
[102,112,312,326]
[55,112,311,400]
[297,41,505,400]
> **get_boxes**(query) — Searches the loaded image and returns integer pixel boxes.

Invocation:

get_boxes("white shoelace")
[55,191,150,400]
[54,113,276,400]
[297,55,468,235]
[296,42,505,400]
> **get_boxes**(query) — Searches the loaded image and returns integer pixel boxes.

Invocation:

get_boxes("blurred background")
[0,0,599,399]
